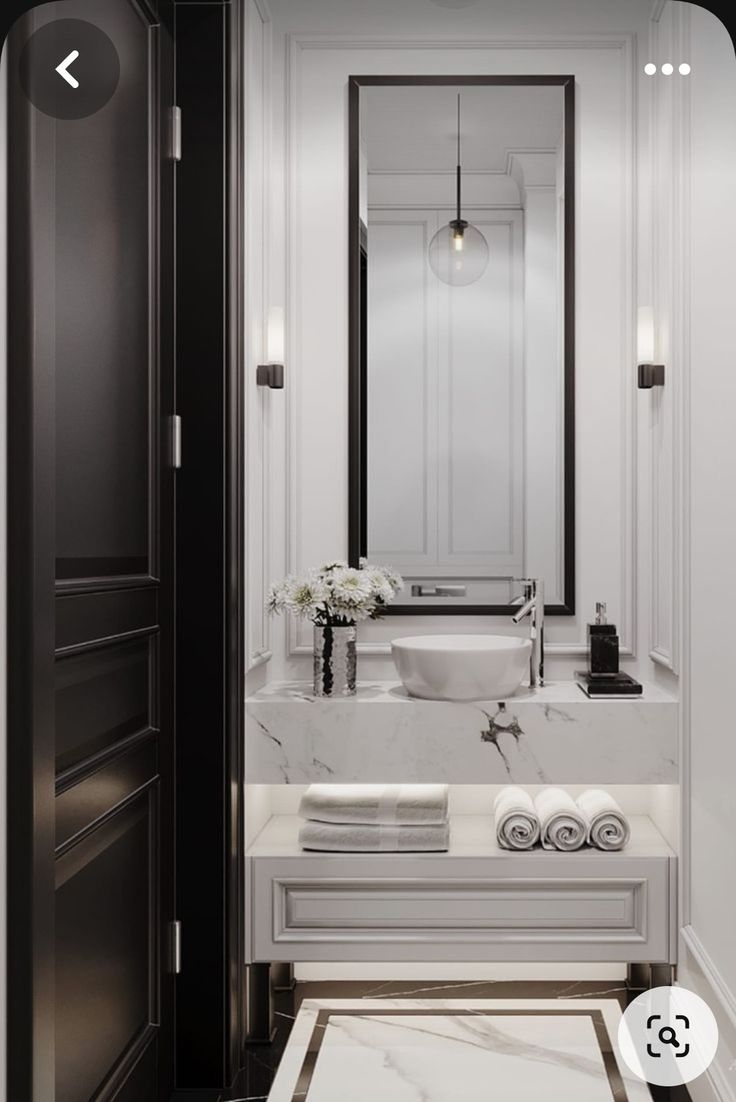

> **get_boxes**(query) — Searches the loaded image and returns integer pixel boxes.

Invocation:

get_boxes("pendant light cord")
[456,92,462,222]
[457,92,461,164]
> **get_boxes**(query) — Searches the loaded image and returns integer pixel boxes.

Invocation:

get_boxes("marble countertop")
[248,679,677,706]
[245,680,678,785]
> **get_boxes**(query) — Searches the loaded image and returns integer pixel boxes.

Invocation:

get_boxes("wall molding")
[681,925,736,1035]
[250,0,272,24]
[650,0,667,25]
[290,34,635,52]
[680,923,736,1102]
[647,0,687,676]
[284,33,639,659]
[365,212,433,564]
[244,0,274,671]
[368,203,522,211]
[619,30,638,664]
[368,148,558,178]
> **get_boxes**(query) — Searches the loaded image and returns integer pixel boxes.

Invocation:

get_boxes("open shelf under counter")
[245,680,678,785]
[245,815,676,964]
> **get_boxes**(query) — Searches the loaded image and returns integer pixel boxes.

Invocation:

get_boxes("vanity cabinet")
[246,816,676,966]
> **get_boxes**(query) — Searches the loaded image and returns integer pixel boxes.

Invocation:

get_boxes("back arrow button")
[55,50,80,89]
[20,19,120,119]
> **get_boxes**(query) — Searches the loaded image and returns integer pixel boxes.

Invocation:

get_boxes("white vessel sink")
[391,634,532,701]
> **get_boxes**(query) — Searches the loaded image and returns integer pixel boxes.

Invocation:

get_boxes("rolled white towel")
[494,786,540,850]
[298,820,450,852]
[576,789,631,851]
[534,788,587,851]
[298,784,448,826]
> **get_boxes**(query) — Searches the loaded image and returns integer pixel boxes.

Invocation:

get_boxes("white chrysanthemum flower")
[266,561,402,626]
[381,565,404,595]
[284,574,329,619]
[348,602,378,622]
[319,559,348,575]
[327,566,374,612]
[362,567,395,605]
[266,580,288,614]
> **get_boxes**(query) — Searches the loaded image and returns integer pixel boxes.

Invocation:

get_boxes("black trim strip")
[54,624,159,660]
[55,574,160,596]
[55,725,159,795]
[54,776,158,860]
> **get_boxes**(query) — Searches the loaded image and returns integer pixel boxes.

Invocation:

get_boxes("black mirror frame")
[348,74,576,616]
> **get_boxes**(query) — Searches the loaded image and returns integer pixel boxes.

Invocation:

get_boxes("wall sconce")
[257,306,285,389]
[637,306,665,388]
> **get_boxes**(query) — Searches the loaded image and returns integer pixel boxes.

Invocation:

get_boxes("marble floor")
[266,997,649,1102]
[222,980,691,1102]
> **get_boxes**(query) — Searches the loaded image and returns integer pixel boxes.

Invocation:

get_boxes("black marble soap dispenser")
[587,601,619,678]
[576,602,642,697]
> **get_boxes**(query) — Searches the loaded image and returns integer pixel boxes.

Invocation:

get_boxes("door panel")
[54,638,153,773]
[55,587,158,651]
[55,793,155,1102]
[53,0,154,584]
[7,2,176,1099]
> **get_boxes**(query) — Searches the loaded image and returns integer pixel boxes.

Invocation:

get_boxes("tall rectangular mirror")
[349,76,575,614]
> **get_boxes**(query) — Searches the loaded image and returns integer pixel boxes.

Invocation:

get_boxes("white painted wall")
[241,0,692,993]
[670,5,736,1102]
[259,23,644,681]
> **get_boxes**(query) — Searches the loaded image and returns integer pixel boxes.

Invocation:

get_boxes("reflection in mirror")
[349,78,575,614]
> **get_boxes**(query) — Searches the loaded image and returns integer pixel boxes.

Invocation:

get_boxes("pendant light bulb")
[428,93,489,286]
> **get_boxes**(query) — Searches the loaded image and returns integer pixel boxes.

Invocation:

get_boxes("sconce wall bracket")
[256,363,284,389]
[637,363,665,389]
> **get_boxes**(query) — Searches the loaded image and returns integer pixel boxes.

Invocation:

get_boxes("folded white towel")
[534,787,587,851]
[298,784,449,826]
[298,820,450,852]
[494,786,540,850]
[576,789,631,851]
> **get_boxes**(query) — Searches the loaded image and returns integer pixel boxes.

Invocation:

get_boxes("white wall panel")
[440,214,523,571]
[367,215,434,561]
[275,36,638,671]
[244,0,275,674]
[648,2,682,673]
[367,209,524,585]
[673,4,736,1100]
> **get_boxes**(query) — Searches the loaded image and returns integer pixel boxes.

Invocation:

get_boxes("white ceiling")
[364,85,564,173]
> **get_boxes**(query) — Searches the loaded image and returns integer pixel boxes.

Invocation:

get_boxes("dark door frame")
[173,0,246,1091]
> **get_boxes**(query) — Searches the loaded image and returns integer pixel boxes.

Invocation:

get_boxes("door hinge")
[170,106,182,161]
[170,415,182,469]
[169,920,182,974]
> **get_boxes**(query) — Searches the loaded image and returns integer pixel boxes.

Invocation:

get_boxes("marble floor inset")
[267,998,652,1102]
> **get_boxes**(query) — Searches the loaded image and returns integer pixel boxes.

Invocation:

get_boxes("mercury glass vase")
[313,624,357,697]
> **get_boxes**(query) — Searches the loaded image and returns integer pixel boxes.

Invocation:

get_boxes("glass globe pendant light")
[428,93,489,287]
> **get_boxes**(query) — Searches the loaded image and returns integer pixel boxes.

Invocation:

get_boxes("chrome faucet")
[511,577,544,688]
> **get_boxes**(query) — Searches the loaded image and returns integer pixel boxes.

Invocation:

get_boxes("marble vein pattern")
[246,681,678,784]
[266,998,652,1102]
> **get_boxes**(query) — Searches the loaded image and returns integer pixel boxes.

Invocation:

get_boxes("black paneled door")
[8,2,176,1100]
